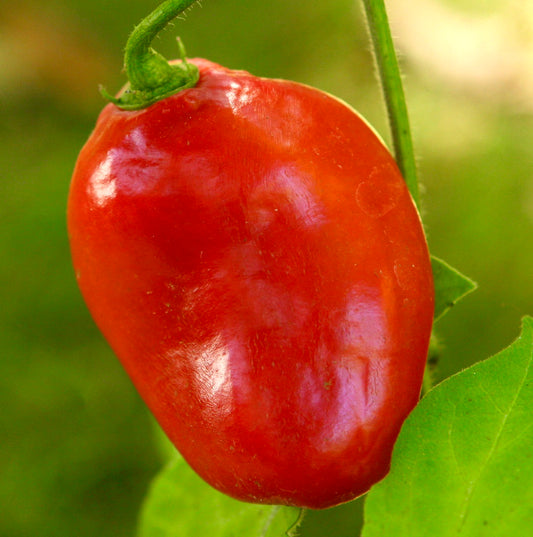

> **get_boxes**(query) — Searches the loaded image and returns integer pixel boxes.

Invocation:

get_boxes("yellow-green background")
[1,0,532,535]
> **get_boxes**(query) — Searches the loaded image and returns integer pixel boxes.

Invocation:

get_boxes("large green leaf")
[431,256,477,322]
[138,456,303,537]
[362,316,533,536]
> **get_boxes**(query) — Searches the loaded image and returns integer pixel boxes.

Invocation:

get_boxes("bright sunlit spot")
[194,335,233,414]
[89,151,116,206]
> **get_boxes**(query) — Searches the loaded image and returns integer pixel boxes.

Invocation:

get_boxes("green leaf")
[362,316,533,537]
[431,256,477,322]
[297,496,365,537]
[138,456,303,537]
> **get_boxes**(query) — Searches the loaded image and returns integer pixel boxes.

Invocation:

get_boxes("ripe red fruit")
[68,58,434,509]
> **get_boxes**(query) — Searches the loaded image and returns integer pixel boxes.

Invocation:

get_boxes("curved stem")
[125,0,197,89]
[361,0,419,208]
[102,0,200,110]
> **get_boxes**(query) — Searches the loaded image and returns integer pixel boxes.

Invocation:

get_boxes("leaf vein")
[476,381,507,416]
[447,402,465,483]
[456,347,533,532]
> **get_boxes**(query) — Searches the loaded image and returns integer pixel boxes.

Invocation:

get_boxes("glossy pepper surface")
[68,58,434,509]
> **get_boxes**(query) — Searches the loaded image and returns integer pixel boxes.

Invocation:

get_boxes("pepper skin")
[68,59,434,509]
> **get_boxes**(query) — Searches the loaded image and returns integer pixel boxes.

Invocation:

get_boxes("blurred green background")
[1,0,532,535]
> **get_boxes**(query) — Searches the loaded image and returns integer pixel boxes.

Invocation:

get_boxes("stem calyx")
[101,0,200,111]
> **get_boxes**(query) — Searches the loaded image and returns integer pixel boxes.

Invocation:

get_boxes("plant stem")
[102,0,200,110]
[361,0,419,208]
[125,0,197,88]
[362,0,436,394]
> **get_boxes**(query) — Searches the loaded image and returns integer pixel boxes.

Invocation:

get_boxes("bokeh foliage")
[1,0,531,535]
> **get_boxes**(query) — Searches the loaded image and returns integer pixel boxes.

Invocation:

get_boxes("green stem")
[361,0,419,208]
[101,0,200,110]
[362,1,435,395]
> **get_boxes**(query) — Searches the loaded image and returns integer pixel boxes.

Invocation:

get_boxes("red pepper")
[68,1,434,510]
